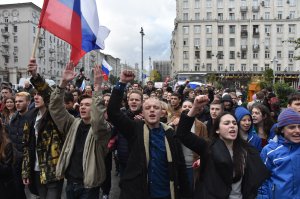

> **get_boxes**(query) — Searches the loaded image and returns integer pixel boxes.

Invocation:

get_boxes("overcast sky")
[2,0,176,69]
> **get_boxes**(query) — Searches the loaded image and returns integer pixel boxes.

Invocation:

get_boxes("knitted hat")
[277,108,300,128]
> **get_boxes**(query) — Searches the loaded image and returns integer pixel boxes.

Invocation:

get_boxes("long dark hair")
[251,103,274,138]
[2,96,16,124]
[0,119,11,161]
[212,112,248,182]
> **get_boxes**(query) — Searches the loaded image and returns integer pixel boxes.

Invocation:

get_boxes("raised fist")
[120,70,135,84]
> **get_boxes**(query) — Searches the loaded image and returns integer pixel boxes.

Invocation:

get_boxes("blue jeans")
[66,181,100,199]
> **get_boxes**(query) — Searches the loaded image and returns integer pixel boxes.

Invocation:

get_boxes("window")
[265,51,270,58]
[277,0,283,6]
[14,56,18,63]
[4,57,9,64]
[183,13,188,20]
[241,51,247,59]
[288,64,293,71]
[183,64,189,70]
[217,51,224,59]
[217,0,223,8]
[230,64,234,71]
[253,64,258,71]
[207,12,212,20]
[276,25,283,33]
[229,51,235,59]
[253,53,258,59]
[229,25,235,34]
[183,51,189,59]
[241,64,246,71]
[183,26,189,34]
[253,13,259,20]
[206,0,212,7]
[277,51,282,58]
[218,64,223,71]
[277,64,281,71]
[218,38,224,46]
[218,26,224,34]
[14,46,18,53]
[183,38,188,46]
[14,36,18,43]
[206,25,212,33]
[195,51,200,59]
[229,13,235,20]
[229,38,235,46]
[290,0,295,6]
[277,11,283,19]
[289,11,295,19]
[289,24,296,33]
[277,38,283,46]
[265,64,270,69]
[4,17,8,23]
[13,26,18,32]
[195,0,200,8]
[218,13,225,22]
[183,0,189,9]
[229,0,235,8]
[207,64,212,71]
[195,13,200,20]
[241,12,247,20]
[288,51,294,58]
[194,38,200,46]
[206,51,212,59]
[33,26,36,33]
[194,25,201,34]
[195,64,200,71]
[265,12,270,19]
[265,0,270,7]
[206,38,212,46]
[265,25,271,34]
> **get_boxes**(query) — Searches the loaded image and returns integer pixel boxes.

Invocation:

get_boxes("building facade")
[153,60,171,81]
[0,2,120,85]
[171,0,300,79]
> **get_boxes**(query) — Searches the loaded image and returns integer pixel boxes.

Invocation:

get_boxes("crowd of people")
[0,59,299,199]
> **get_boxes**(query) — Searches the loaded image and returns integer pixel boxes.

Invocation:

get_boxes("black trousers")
[101,151,112,195]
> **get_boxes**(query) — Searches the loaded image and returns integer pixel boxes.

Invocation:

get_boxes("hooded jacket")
[235,107,262,152]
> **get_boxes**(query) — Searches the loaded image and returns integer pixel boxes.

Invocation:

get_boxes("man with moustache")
[107,70,190,199]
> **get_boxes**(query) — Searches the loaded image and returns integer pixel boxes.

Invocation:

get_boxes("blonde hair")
[15,92,30,101]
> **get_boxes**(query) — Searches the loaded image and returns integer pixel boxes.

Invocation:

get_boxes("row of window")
[182,0,296,9]
[184,63,293,72]
[182,24,296,34]
[183,10,296,21]
[183,50,294,59]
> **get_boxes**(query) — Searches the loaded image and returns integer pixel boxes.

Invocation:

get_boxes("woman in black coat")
[176,95,270,199]
[0,119,16,199]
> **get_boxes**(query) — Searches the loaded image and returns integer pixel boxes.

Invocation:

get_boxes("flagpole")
[31,27,41,58]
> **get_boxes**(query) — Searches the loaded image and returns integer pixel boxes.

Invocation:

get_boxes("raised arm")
[176,95,209,158]
[90,65,111,141]
[107,70,136,140]
[49,62,77,134]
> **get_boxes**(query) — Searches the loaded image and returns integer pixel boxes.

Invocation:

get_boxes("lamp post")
[140,27,145,85]
[271,56,278,84]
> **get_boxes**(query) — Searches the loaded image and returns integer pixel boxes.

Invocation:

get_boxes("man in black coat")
[107,70,191,199]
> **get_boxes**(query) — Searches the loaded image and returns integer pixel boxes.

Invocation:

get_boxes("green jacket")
[49,87,111,188]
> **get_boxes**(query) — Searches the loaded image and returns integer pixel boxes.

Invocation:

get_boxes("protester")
[107,70,191,199]
[0,96,16,125]
[177,95,269,198]
[0,119,16,199]
[257,108,300,198]
[49,63,111,199]
[235,106,262,151]
[205,99,223,138]
[22,59,65,199]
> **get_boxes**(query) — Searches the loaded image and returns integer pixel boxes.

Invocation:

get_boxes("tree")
[149,70,161,82]
[274,82,296,107]
[284,38,300,60]
[206,73,217,84]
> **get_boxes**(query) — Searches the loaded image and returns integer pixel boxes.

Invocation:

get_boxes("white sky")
[1,0,176,69]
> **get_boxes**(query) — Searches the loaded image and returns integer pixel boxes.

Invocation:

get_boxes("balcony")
[253,44,260,51]
[265,45,270,50]
[240,6,248,12]
[241,30,248,37]
[2,51,9,57]
[241,45,248,51]
[49,48,55,53]
[252,6,260,12]
[49,56,56,61]
[1,41,9,47]
[1,30,10,37]
[253,32,260,38]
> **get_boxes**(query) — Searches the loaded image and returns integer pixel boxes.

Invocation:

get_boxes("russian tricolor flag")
[101,59,112,81]
[38,0,110,65]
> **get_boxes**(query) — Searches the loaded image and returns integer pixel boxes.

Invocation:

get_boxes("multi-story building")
[0,2,120,85]
[153,60,171,81]
[171,0,300,85]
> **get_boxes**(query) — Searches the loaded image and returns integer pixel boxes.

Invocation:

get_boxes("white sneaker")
[102,195,109,199]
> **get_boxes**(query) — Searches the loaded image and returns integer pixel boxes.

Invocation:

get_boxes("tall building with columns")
[171,0,300,85]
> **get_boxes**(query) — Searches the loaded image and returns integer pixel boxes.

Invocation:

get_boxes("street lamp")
[271,56,278,84]
[140,27,145,85]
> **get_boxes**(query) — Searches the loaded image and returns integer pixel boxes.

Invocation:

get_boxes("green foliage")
[214,81,223,90]
[206,73,217,83]
[284,38,300,60]
[150,70,162,82]
[274,82,296,107]
[263,68,274,83]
